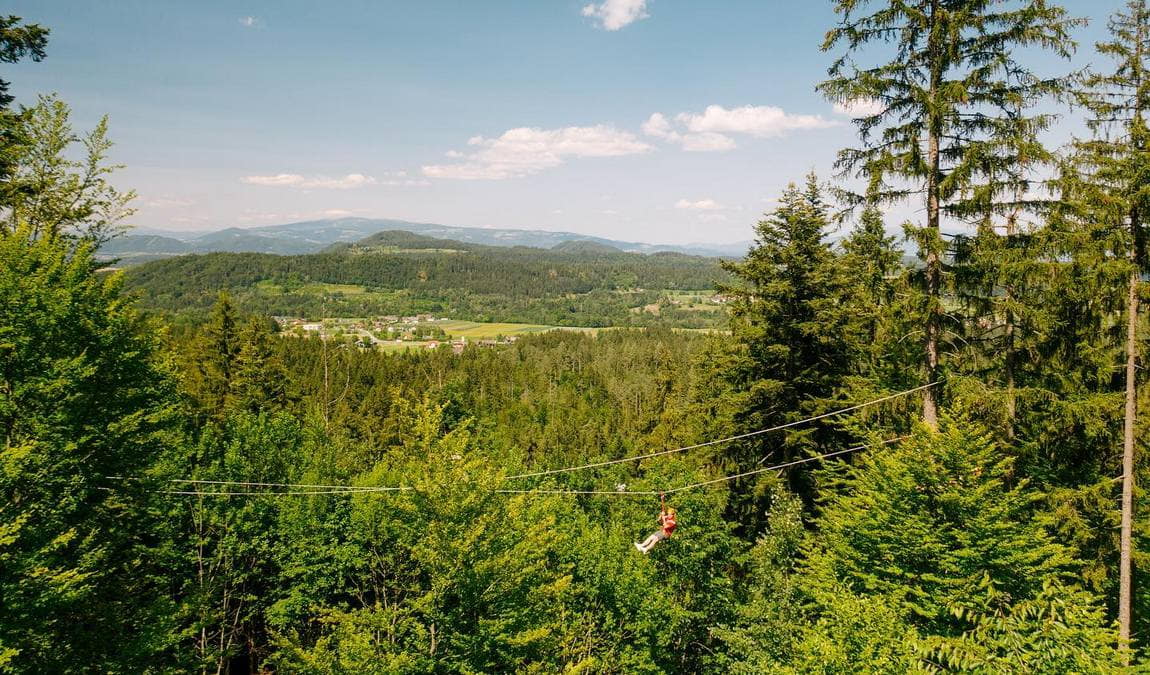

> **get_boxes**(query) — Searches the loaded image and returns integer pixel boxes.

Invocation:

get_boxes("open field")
[254,281,384,297]
[437,320,600,339]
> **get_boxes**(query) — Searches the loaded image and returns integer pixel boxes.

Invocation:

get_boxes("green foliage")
[926,581,1122,673]
[0,15,48,111]
[0,95,135,245]
[804,419,1085,635]
[0,224,177,672]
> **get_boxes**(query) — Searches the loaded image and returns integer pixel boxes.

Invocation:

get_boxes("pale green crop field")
[255,281,377,296]
[437,320,598,339]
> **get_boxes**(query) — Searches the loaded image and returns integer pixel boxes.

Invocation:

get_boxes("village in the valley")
[274,314,523,354]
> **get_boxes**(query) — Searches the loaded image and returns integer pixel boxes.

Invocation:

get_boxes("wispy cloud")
[145,197,195,208]
[240,173,378,189]
[239,16,259,28]
[644,105,838,152]
[236,207,371,224]
[674,198,723,210]
[582,0,650,31]
[833,98,885,117]
[423,125,651,180]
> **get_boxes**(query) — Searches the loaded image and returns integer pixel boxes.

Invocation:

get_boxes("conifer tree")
[839,205,905,384]
[819,0,1081,427]
[231,317,289,413]
[1065,0,1150,651]
[802,420,1103,641]
[0,15,48,186]
[188,292,243,417]
[721,174,854,523]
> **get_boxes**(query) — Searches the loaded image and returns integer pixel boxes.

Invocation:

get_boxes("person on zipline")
[634,495,676,553]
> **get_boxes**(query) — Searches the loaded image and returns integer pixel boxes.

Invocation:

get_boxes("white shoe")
[634,542,644,553]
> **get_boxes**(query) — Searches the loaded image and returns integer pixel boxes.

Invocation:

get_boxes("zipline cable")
[108,476,397,492]
[504,382,936,480]
[169,478,399,490]
[145,436,905,498]
[106,383,932,497]
[662,436,905,495]
[503,437,905,497]
[162,487,408,496]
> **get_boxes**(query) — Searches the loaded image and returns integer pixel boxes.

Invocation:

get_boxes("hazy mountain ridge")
[106,217,752,262]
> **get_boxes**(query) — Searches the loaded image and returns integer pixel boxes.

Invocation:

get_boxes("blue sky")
[5,0,1125,245]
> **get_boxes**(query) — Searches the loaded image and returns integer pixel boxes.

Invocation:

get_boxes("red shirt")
[660,512,677,536]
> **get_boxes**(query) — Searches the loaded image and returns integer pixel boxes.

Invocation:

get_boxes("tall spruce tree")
[819,0,1081,427]
[721,175,854,525]
[839,205,906,387]
[231,317,290,414]
[1066,0,1150,652]
[187,292,243,419]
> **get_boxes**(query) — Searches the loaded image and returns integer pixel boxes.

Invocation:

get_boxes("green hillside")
[125,231,730,327]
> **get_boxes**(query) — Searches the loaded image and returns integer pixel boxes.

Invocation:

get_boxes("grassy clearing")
[437,320,600,339]
[255,281,377,296]
[661,289,724,312]
[374,340,437,352]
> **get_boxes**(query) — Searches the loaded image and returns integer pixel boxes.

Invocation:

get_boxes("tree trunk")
[1004,211,1018,437]
[1004,297,1016,436]
[1120,242,1139,656]
[1121,17,1147,659]
[923,0,942,429]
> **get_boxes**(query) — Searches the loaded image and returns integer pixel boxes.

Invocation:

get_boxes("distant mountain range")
[100,217,753,263]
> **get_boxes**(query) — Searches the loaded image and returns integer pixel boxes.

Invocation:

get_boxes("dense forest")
[5,1,1150,672]
[124,232,727,328]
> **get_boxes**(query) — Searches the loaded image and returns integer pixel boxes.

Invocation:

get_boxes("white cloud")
[641,112,675,139]
[642,113,737,152]
[241,174,304,187]
[680,132,737,152]
[678,104,838,137]
[300,174,376,189]
[833,98,885,117]
[423,125,650,180]
[643,105,835,152]
[675,198,723,210]
[236,211,285,223]
[381,178,431,187]
[145,197,195,208]
[582,0,650,31]
[241,173,378,189]
[239,16,259,27]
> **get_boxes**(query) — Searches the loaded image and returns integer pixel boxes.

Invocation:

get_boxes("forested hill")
[124,231,730,326]
[97,217,754,262]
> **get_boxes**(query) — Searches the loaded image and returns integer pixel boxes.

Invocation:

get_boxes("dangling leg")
[634,531,665,553]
